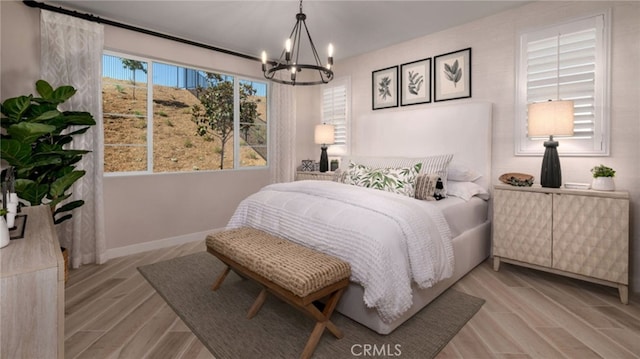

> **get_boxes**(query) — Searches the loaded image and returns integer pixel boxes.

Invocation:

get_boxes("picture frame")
[372,66,399,110]
[400,58,431,106]
[434,48,472,102]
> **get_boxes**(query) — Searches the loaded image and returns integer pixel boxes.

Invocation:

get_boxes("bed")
[228,102,492,334]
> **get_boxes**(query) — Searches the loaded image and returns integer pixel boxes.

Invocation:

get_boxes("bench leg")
[211,266,231,291]
[247,288,268,319]
[299,288,346,359]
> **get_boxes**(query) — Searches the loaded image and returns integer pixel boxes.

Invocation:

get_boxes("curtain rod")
[23,0,261,63]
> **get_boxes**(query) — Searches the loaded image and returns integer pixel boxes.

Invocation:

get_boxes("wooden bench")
[206,227,351,359]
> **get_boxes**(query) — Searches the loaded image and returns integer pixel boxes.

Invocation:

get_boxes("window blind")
[321,77,350,155]
[515,12,609,156]
[526,28,597,140]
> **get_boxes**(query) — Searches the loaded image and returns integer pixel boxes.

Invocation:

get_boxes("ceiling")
[46,1,529,63]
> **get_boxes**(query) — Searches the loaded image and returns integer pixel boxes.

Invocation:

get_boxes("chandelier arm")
[302,19,324,67]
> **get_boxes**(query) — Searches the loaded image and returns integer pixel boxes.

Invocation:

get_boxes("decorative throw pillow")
[415,173,446,201]
[344,162,423,197]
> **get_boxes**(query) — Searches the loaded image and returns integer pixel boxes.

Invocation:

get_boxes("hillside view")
[102,78,267,173]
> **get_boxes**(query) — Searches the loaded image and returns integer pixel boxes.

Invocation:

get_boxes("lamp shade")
[527,100,575,137]
[314,124,335,145]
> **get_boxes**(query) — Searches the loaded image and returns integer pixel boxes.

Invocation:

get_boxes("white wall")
[0,0,271,257]
[296,1,640,292]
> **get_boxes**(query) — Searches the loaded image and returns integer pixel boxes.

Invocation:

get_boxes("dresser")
[492,184,629,304]
[0,205,65,358]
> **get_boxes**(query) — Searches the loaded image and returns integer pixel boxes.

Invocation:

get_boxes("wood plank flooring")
[65,241,640,358]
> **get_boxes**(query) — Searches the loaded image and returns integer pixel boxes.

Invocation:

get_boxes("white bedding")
[227,180,453,322]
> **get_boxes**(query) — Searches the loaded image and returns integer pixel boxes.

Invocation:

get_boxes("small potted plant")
[590,164,615,191]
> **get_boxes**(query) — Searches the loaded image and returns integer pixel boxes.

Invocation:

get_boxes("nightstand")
[492,184,630,304]
[295,171,335,181]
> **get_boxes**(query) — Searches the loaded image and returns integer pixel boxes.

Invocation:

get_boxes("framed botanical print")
[400,58,431,106]
[372,66,399,110]
[434,48,472,102]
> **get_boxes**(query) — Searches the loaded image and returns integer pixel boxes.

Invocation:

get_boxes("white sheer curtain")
[40,10,107,267]
[269,83,297,183]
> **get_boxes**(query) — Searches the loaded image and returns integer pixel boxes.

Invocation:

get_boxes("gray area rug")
[138,252,484,359]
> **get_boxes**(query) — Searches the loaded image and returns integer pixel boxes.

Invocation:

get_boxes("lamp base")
[319,145,329,172]
[540,138,562,188]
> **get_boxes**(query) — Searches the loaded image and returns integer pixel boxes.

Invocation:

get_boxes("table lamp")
[314,124,335,172]
[527,100,574,188]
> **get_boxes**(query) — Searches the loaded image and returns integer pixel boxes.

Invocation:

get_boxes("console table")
[0,205,64,358]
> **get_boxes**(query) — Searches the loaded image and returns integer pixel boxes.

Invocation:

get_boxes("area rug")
[138,252,484,359]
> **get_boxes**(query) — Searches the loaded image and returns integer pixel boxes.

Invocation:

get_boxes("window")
[321,77,351,156]
[102,52,268,174]
[515,11,610,156]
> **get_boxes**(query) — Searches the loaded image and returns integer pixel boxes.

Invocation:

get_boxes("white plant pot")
[0,216,10,249]
[592,177,615,191]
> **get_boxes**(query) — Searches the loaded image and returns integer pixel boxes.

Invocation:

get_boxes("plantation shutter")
[321,77,350,155]
[516,12,609,156]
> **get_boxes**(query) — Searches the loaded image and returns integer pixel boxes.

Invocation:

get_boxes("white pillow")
[446,181,490,201]
[448,166,482,182]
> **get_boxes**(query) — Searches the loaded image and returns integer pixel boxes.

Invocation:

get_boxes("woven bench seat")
[207,227,350,297]
[206,227,351,359]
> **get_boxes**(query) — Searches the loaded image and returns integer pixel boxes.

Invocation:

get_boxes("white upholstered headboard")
[350,102,493,189]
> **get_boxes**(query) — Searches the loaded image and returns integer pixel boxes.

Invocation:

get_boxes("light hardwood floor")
[65,241,640,358]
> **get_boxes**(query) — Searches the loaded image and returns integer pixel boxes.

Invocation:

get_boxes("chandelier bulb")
[328,43,334,57]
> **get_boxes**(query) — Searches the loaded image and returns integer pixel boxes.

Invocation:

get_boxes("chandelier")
[261,0,334,86]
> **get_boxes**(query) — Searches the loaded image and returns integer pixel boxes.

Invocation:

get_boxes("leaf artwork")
[407,70,424,95]
[443,59,462,87]
[378,76,392,100]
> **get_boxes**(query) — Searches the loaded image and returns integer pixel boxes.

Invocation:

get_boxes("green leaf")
[49,170,85,198]
[0,139,32,167]
[54,200,84,216]
[6,122,56,144]
[0,95,33,121]
[36,80,54,99]
[33,110,62,122]
[51,85,77,103]
[53,213,73,225]
[14,179,49,206]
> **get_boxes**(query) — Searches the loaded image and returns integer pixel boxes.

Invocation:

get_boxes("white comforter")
[227,180,453,322]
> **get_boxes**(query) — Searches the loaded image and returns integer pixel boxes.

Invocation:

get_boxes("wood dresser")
[0,205,64,358]
[492,184,629,304]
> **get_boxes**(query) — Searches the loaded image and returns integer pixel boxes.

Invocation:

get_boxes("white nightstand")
[492,184,630,304]
[295,171,335,181]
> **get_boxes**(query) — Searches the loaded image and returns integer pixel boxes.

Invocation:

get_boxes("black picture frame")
[9,214,27,240]
[372,66,399,110]
[434,48,472,102]
[400,58,432,106]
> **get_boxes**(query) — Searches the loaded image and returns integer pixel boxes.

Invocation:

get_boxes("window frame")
[102,50,269,176]
[514,10,611,157]
[321,76,351,157]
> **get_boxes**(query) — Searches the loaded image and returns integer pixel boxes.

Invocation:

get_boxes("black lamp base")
[319,145,329,172]
[540,138,562,188]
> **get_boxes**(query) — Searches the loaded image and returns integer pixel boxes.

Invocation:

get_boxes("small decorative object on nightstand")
[590,164,615,191]
[301,159,314,172]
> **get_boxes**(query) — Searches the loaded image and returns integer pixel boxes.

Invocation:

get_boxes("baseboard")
[105,228,224,260]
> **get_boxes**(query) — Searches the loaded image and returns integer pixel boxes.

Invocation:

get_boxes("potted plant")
[590,164,615,191]
[0,79,96,224]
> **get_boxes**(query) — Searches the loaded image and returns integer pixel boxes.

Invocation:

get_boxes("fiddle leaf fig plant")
[0,80,96,224]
